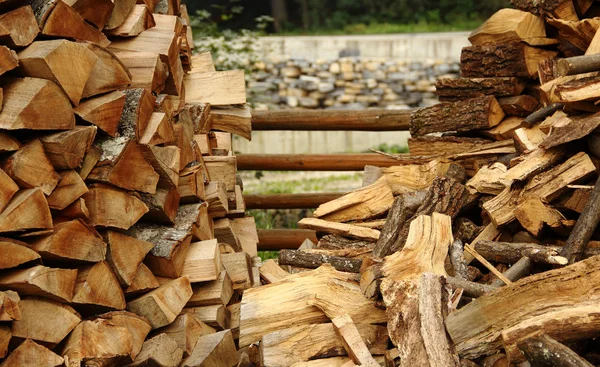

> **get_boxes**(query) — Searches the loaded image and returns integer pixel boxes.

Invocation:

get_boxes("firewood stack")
[0,0,258,366]
[240,1,600,366]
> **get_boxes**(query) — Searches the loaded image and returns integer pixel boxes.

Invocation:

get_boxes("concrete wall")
[258,32,471,61]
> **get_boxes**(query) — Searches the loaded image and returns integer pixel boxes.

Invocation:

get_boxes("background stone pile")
[247,57,460,109]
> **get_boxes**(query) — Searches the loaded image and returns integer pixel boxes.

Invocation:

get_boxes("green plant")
[373,143,409,154]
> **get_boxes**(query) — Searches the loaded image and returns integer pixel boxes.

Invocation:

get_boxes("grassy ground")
[277,20,481,36]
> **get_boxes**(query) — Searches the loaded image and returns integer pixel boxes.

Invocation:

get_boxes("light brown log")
[155,314,216,357]
[172,111,195,170]
[497,95,539,117]
[213,218,240,251]
[62,318,134,366]
[0,77,75,130]
[74,91,126,137]
[407,136,492,157]
[180,239,221,283]
[139,112,175,145]
[127,277,193,329]
[39,126,97,171]
[221,252,253,291]
[0,265,77,303]
[186,270,233,307]
[63,0,114,28]
[0,132,20,153]
[180,330,238,367]
[78,145,102,181]
[547,17,600,52]
[126,333,184,367]
[410,96,505,137]
[204,156,236,192]
[11,297,81,345]
[205,181,229,218]
[0,46,17,76]
[209,104,251,140]
[0,168,18,214]
[95,311,151,360]
[237,153,407,171]
[257,228,317,251]
[512,0,579,20]
[446,255,600,359]
[299,218,380,241]
[82,43,132,98]
[112,51,167,94]
[71,261,125,311]
[105,0,137,30]
[261,322,388,367]
[518,334,594,367]
[514,197,571,236]
[504,146,564,183]
[184,70,246,105]
[239,264,386,347]
[46,170,88,211]
[0,237,40,270]
[331,314,380,367]
[1,339,63,367]
[83,185,149,230]
[0,188,52,234]
[182,304,229,330]
[28,219,106,264]
[231,216,258,255]
[18,39,99,106]
[57,197,89,220]
[0,6,39,48]
[468,9,549,46]
[31,0,110,46]
[140,188,180,225]
[124,263,160,296]
[0,290,19,321]
[105,4,154,37]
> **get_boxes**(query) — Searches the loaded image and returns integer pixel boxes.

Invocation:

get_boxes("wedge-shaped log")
[446,255,600,359]
[468,9,548,46]
[18,40,98,105]
[1,339,63,367]
[331,315,380,367]
[156,314,216,357]
[72,261,125,311]
[0,325,9,358]
[46,170,88,210]
[28,219,106,264]
[205,181,229,218]
[181,330,237,367]
[105,0,137,30]
[43,126,97,171]
[0,188,53,233]
[58,197,89,220]
[461,42,558,78]
[260,259,289,284]
[262,322,388,367]
[410,96,504,137]
[313,178,393,223]
[187,270,233,307]
[106,230,154,286]
[74,91,126,137]
[222,252,253,290]
[127,277,192,329]
[547,17,600,52]
[129,224,191,278]
[514,197,571,237]
[0,132,20,153]
[184,70,246,105]
[299,218,380,241]
[62,318,134,366]
[0,238,40,269]
[105,4,155,37]
[126,333,183,367]
[0,6,39,48]
[181,239,222,283]
[0,46,18,76]
[139,112,174,145]
[96,310,152,360]
[231,216,258,256]
[512,0,578,20]
[139,145,180,190]
[30,0,110,46]
[63,0,114,28]
[0,265,76,303]
[540,112,600,149]
[124,263,160,297]
[3,139,59,195]
[12,297,81,345]
[213,218,241,250]
[406,137,491,158]
[209,104,252,140]
[82,43,131,98]
[239,264,386,347]
[204,156,236,191]
[0,77,74,130]
[112,51,168,93]
[83,185,149,230]
[0,168,18,214]
[436,77,527,101]
[0,290,19,321]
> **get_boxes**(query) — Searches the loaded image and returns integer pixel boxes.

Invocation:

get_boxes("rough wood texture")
[0,290,19,321]
[518,334,594,367]
[106,230,153,286]
[83,185,149,230]
[127,277,193,329]
[105,4,155,37]
[410,96,504,137]
[126,333,184,367]
[1,339,64,367]
[12,297,81,345]
[0,188,53,234]
[331,314,380,367]
[63,0,114,29]
[498,95,540,117]
[0,265,76,303]
[461,42,558,78]
[181,240,221,283]
[298,218,380,241]
[82,44,131,98]
[239,264,386,347]
[156,314,216,357]
[468,9,549,46]
[96,311,152,360]
[180,330,238,367]
[436,77,527,101]
[184,70,246,106]
[210,105,252,140]
[74,91,126,137]
[0,6,40,48]
[445,255,600,359]
[72,261,125,311]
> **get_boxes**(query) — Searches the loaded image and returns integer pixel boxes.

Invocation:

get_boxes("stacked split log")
[242,2,600,366]
[0,1,258,366]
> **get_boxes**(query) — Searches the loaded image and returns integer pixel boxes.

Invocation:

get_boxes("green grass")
[277,20,481,36]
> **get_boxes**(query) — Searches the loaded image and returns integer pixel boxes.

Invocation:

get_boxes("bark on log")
[475,241,568,265]
[557,53,600,76]
[446,277,498,298]
[518,334,594,367]
[436,77,527,101]
[278,249,362,273]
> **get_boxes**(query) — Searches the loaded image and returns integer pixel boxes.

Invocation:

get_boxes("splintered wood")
[0,1,258,366]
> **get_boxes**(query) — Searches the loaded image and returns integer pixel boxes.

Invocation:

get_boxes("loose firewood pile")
[248,1,600,366]
[0,0,259,366]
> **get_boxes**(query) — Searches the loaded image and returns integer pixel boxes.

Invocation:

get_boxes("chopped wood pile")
[0,1,258,366]
[256,1,600,366]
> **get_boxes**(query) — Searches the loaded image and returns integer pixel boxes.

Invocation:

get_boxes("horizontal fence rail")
[245,193,344,209]
[257,229,317,251]
[237,153,408,171]
[251,109,412,131]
